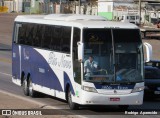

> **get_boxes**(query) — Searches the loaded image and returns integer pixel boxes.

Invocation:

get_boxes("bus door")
[72,28,81,85]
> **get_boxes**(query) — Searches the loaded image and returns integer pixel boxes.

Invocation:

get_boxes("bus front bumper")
[78,91,144,105]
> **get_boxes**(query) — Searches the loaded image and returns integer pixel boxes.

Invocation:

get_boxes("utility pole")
[139,0,141,26]
[79,0,81,14]
[12,0,15,12]
[2,0,4,6]
[60,0,61,13]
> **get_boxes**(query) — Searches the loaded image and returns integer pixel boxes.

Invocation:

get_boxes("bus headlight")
[82,86,97,93]
[132,86,145,93]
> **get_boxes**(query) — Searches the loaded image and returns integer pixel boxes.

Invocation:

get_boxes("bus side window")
[36,25,44,48]
[42,25,52,49]
[18,24,26,45]
[51,26,62,51]
[61,26,71,53]
[49,26,55,50]
[25,24,34,46]
[32,24,39,47]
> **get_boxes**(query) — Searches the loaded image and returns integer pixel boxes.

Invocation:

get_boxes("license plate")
[154,91,160,94]
[110,98,120,101]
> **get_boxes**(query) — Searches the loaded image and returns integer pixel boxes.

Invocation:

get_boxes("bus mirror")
[143,42,152,62]
[77,42,84,62]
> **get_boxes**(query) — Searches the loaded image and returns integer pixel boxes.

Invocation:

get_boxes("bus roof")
[15,14,139,29]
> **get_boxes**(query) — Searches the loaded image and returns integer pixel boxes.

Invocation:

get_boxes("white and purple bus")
[12,14,144,110]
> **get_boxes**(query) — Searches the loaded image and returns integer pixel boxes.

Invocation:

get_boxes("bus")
[121,14,140,25]
[12,14,144,110]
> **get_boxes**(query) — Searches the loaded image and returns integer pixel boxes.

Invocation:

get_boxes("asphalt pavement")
[0,90,83,118]
[0,90,41,109]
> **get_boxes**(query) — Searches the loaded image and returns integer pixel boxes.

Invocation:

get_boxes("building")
[97,0,160,25]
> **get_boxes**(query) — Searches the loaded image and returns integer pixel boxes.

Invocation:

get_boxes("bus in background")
[121,14,141,25]
[12,14,144,110]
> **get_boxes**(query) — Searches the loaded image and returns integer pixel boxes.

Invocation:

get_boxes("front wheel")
[67,87,79,110]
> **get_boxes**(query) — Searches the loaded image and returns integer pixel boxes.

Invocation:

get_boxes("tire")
[67,87,79,110]
[22,78,29,96]
[119,105,129,111]
[28,78,37,97]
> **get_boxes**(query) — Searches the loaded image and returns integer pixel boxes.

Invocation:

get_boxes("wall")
[4,0,22,13]
[98,0,113,20]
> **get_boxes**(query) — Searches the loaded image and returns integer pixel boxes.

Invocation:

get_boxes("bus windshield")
[83,29,143,84]
[130,16,136,20]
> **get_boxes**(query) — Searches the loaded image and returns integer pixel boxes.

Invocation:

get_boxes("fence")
[0,1,97,15]
[38,1,97,15]
[0,1,17,13]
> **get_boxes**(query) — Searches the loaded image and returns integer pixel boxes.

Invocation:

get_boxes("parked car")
[144,60,160,98]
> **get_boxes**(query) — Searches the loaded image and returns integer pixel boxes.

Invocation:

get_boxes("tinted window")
[17,23,72,53]
[145,68,160,79]
[113,29,141,43]
[32,25,44,47]
[18,23,35,46]
[145,62,160,68]
[18,23,27,44]
[130,16,135,20]
[50,26,62,51]
[61,26,71,53]
[25,24,34,45]
[31,24,38,46]
[42,25,53,49]
[84,29,112,55]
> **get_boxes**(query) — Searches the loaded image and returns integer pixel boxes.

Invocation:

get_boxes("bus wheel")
[22,79,29,96]
[118,105,129,111]
[67,87,79,110]
[28,78,37,97]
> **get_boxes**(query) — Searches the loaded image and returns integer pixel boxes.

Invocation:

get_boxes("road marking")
[0,71,12,76]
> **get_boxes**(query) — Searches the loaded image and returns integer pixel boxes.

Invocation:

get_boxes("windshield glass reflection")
[83,29,143,83]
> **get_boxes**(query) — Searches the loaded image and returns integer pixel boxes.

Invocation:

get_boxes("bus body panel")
[77,90,143,105]
[12,44,21,81]
[13,45,76,97]
[71,82,144,105]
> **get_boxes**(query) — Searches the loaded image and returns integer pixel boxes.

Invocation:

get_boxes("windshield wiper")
[94,79,115,85]
[84,80,110,85]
